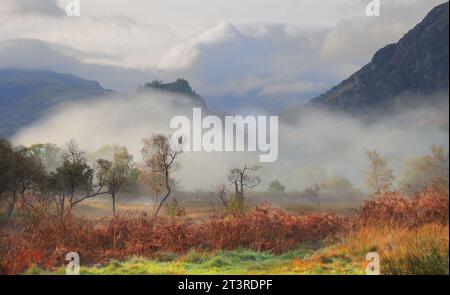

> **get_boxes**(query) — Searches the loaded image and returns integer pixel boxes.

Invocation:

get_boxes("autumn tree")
[399,145,449,195]
[141,134,182,216]
[0,140,47,216]
[365,149,395,197]
[96,146,133,215]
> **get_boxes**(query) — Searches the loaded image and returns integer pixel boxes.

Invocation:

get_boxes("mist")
[12,91,449,194]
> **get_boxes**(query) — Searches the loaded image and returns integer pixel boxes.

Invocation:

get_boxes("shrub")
[0,204,351,274]
[359,188,448,227]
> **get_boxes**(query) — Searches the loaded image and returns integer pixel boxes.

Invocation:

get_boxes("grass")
[379,224,449,275]
[71,198,362,220]
[25,242,364,275]
[313,223,449,275]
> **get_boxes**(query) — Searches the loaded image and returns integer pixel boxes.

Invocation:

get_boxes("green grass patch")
[26,242,364,275]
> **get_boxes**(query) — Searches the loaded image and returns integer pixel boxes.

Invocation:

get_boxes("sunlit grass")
[313,223,449,275]
[26,243,363,275]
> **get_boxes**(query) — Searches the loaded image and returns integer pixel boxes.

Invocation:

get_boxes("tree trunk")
[59,195,65,223]
[240,173,244,198]
[69,191,74,209]
[154,188,171,216]
[234,180,239,196]
[112,193,116,216]
[154,172,171,217]
[239,173,245,213]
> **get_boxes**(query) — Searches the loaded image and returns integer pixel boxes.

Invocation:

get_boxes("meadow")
[1,188,448,275]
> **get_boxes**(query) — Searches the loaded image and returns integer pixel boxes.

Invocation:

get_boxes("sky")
[0,0,446,112]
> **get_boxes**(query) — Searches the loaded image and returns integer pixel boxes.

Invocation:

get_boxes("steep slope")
[0,69,111,137]
[310,2,449,113]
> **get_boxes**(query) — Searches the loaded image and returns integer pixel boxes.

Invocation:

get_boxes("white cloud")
[320,0,446,62]
[0,0,64,17]
[156,22,333,111]
[0,0,178,70]
[158,22,246,71]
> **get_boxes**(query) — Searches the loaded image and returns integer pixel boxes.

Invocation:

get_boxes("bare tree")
[96,146,133,215]
[62,141,94,207]
[227,164,261,210]
[50,140,107,221]
[141,134,182,216]
[365,149,395,197]
[48,170,69,221]
[212,184,230,207]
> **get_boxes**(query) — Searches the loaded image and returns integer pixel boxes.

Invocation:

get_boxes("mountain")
[0,69,210,138]
[0,69,111,137]
[309,2,449,114]
[138,78,207,109]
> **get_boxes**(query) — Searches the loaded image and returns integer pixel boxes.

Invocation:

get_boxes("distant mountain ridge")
[0,69,111,137]
[138,78,207,109]
[309,2,449,114]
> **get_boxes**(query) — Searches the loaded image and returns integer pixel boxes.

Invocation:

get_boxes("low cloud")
[259,81,328,97]
[12,91,449,192]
